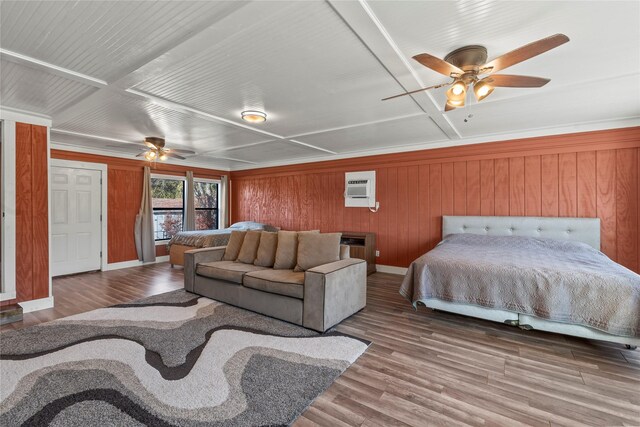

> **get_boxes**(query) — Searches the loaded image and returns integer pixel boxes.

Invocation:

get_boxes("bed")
[399,216,640,348]
[167,221,278,267]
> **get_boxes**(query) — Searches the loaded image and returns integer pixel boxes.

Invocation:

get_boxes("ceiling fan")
[383,33,569,111]
[128,137,195,161]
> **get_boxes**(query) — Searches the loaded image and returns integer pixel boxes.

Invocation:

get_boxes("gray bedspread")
[399,233,640,337]
[168,221,278,249]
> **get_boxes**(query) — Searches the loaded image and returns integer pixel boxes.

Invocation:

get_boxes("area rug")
[0,290,369,426]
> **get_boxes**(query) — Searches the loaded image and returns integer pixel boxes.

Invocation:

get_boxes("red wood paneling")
[52,150,230,263]
[31,125,49,299]
[616,148,638,271]
[15,123,34,302]
[596,150,617,260]
[524,155,541,216]
[541,154,559,217]
[231,127,640,273]
[15,123,49,302]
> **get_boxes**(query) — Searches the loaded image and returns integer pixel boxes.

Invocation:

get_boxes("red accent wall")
[231,127,640,273]
[15,123,49,302]
[51,150,229,263]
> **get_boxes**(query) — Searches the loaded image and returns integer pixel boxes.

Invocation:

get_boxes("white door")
[51,166,102,276]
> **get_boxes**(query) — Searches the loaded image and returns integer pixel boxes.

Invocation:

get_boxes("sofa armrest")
[184,246,226,292]
[303,258,366,332]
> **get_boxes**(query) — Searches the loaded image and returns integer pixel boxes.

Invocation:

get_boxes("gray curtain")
[185,171,195,231]
[134,166,156,262]
[219,175,229,228]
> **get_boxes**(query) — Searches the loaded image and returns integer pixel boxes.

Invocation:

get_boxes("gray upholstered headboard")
[442,216,601,250]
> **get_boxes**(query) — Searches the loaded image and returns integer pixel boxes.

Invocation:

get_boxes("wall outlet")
[375,250,380,257]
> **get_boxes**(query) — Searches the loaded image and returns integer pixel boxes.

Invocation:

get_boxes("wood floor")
[2,265,639,426]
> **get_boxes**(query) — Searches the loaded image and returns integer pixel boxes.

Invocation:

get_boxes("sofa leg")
[625,344,637,350]
[170,264,174,268]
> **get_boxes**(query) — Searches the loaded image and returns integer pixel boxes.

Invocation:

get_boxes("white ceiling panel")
[132,0,420,137]
[368,1,640,95]
[447,73,640,138]
[297,114,448,154]
[0,59,98,115]
[1,1,638,170]
[54,90,271,153]
[0,1,245,82]
[214,140,325,164]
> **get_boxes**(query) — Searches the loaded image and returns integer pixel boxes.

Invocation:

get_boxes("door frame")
[50,158,108,272]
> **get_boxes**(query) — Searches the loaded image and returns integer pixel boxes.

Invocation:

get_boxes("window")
[151,176,185,241]
[194,180,219,230]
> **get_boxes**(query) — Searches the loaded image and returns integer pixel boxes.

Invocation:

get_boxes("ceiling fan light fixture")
[446,80,467,104]
[159,152,168,161]
[473,80,494,101]
[241,110,267,123]
[144,150,157,161]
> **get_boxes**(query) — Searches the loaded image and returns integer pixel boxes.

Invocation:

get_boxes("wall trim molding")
[231,117,640,178]
[375,264,407,275]
[0,291,17,302]
[105,255,170,271]
[50,158,109,273]
[19,296,55,313]
[0,107,52,127]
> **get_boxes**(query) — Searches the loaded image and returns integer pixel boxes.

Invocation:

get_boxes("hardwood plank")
[4,268,639,427]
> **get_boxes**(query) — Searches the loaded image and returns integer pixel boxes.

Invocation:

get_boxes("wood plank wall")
[51,150,228,263]
[231,127,640,273]
[15,123,49,302]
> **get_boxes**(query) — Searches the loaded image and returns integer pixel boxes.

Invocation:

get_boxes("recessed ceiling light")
[241,110,267,123]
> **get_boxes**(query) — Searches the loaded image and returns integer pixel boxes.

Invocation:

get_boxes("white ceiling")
[1,1,639,171]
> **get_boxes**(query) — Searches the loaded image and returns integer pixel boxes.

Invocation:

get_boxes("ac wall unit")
[345,171,376,208]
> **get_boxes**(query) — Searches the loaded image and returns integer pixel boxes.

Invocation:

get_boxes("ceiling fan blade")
[135,152,146,158]
[166,148,196,155]
[413,53,464,77]
[382,82,449,101]
[483,34,569,74]
[485,74,550,87]
[164,152,186,160]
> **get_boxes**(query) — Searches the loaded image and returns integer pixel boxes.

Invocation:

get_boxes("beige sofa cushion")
[197,260,267,284]
[222,231,247,261]
[254,231,278,267]
[295,232,342,271]
[243,269,305,299]
[236,230,262,264]
[273,230,319,269]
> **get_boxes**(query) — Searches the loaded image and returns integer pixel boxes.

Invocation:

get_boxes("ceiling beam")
[1,48,107,88]
[327,0,461,139]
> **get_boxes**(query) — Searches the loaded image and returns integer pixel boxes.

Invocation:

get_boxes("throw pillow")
[236,230,262,264]
[223,230,247,261]
[273,230,319,270]
[254,231,278,267]
[295,232,342,271]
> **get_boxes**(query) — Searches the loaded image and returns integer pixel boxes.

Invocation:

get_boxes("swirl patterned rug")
[0,290,369,426]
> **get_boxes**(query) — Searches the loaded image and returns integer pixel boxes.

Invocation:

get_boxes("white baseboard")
[19,296,54,313]
[105,255,170,271]
[375,264,408,275]
[0,291,17,302]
